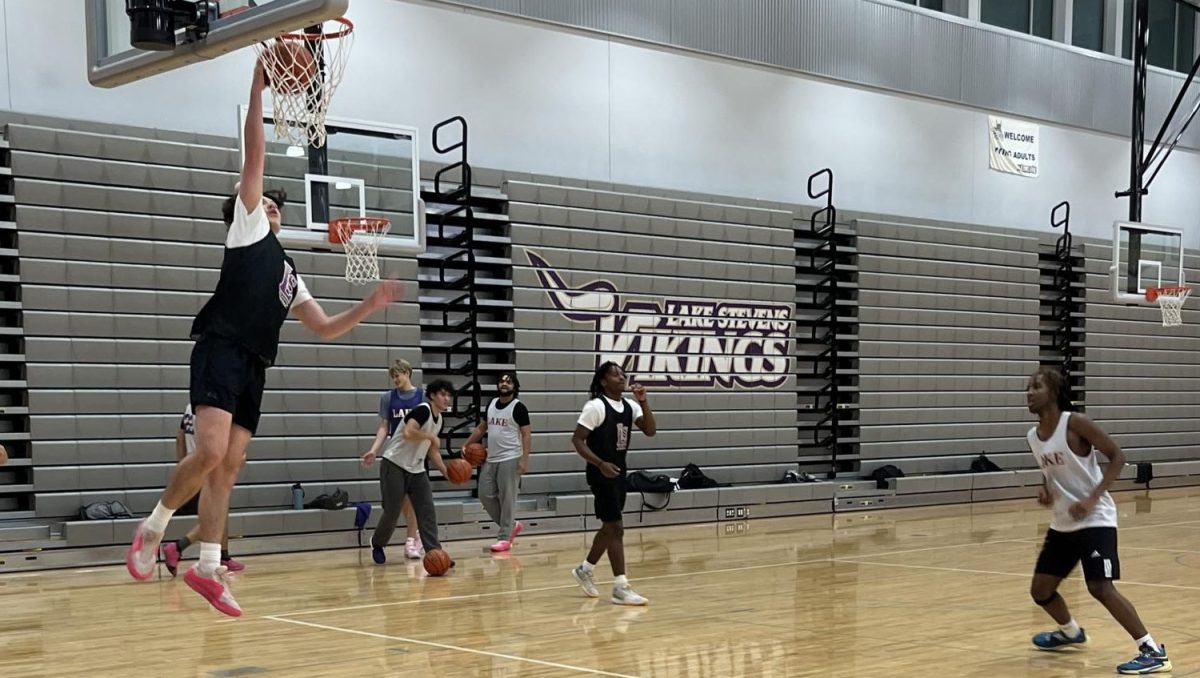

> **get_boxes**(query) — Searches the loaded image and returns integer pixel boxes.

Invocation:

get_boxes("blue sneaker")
[371,544,386,565]
[1117,643,1171,675]
[1032,628,1087,650]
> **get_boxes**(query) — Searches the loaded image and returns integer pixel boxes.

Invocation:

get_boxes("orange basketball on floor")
[463,443,487,467]
[423,548,452,576]
[261,41,317,94]
[446,458,472,485]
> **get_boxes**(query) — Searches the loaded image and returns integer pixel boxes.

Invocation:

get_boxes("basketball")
[261,40,317,94]
[446,458,472,484]
[463,443,487,467]
[423,548,452,577]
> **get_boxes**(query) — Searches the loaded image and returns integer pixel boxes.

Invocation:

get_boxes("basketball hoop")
[329,217,389,284]
[1146,286,1191,327]
[254,17,354,148]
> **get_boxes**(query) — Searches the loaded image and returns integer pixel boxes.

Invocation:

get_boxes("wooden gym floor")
[2,487,1198,677]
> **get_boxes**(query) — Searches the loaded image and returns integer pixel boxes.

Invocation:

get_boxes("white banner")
[989,115,1040,178]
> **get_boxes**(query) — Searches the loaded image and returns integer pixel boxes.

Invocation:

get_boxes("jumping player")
[124,60,404,617]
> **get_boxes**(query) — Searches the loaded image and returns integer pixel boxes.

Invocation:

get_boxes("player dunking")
[1025,367,1171,674]
[570,361,656,606]
[124,60,404,617]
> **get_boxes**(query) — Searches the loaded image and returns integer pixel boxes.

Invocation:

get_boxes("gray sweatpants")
[372,459,441,551]
[478,457,521,540]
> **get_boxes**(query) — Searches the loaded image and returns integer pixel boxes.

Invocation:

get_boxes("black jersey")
[584,396,634,484]
[191,230,299,366]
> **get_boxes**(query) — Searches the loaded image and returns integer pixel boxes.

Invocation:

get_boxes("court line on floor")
[1117,519,1200,532]
[268,538,1024,618]
[263,615,640,677]
[1008,537,1200,556]
[836,559,1200,592]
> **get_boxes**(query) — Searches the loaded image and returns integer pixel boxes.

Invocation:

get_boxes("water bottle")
[292,483,304,510]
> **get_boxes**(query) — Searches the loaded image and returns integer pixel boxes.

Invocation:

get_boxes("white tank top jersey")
[1027,412,1118,532]
[486,397,525,463]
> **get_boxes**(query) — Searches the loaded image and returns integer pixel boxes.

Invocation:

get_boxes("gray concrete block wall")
[855,219,1041,468]
[11,122,423,519]
[507,180,798,482]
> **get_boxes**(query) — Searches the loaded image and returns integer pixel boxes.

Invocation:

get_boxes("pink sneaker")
[184,565,242,617]
[405,537,423,560]
[126,521,162,582]
[221,557,246,573]
[490,540,512,553]
[509,521,524,543]
[161,541,182,578]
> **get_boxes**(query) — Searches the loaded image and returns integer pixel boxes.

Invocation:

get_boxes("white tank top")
[1027,412,1118,532]
[486,397,524,463]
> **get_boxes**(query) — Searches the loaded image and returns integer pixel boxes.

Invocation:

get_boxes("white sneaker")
[404,537,423,560]
[611,584,648,606]
[571,566,599,598]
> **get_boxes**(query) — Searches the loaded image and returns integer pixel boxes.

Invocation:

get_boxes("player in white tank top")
[1025,367,1170,674]
[1028,411,1118,532]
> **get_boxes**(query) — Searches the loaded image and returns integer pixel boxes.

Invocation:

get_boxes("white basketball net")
[333,219,389,285]
[1155,287,1191,327]
[253,19,354,148]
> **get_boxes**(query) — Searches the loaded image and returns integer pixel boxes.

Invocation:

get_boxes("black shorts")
[590,478,627,523]
[1034,527,1121,581]
[189,335,267,435]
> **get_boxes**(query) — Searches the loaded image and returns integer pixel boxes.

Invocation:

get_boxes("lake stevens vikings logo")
[526,251,792,388]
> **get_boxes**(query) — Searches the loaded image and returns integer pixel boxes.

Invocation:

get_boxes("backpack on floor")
[305,488,349,511]
[970,453,1003,473]
[1136,462,1154,487]
[867,464,904,490]
[677,463,720,490]
[625,471,675,513]
[79,500,134,521]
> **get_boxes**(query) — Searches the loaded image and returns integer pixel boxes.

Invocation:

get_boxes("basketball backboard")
[86,0,348,88]
[1110,221,1184,304]
[237,105,425,256]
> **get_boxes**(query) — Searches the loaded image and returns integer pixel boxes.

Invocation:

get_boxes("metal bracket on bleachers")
[1040,201,1085,406]
[425,116,484,444]
[0,124,33,519]
[796,168,859,477]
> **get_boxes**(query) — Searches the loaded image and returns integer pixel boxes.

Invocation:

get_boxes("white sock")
[198,542,221,575]
[1135,634,1159,653]
[1059,619,1081,638]
[614,574,628,587]
[580,561,595,573]
[144,502,175,534]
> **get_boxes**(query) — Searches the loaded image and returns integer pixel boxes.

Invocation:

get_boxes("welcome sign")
[526,251,792,389]
[988,115,1040,178]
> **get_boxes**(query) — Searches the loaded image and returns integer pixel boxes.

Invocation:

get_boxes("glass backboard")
[1111,221,1184,304]
[237,105,424,256]
[86,0,348,88]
